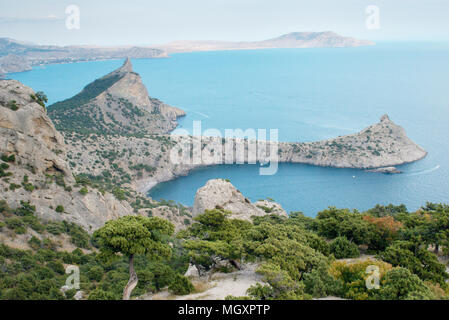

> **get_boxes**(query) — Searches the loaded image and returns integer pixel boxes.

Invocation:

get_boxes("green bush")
[376,267,435,300]
[55,205,65,213]
[329,236,360,259]
[28,236,42,250]
[1,154,15,163]
[88,266,105,282]
[5,217,26,234]
[45,222,65,235]
[168,274,194,295]
[7,100,19,111]
[88,288,118,300]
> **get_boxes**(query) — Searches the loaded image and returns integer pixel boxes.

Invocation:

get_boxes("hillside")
[48,59,185,136]
[0,37,166,76]
[0,79,190,232]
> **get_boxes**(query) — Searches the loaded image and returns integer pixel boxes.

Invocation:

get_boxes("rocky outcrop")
[0,80,71,178]
[48,58,185,136]
[0,80,135,231]
[366,166,402,174]
[192,179,288,220]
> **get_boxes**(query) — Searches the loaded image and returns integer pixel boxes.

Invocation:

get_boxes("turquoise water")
[9,43,449,215]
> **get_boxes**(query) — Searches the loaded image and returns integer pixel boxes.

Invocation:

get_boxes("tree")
[168,274,194,295]
[379,241,448,286]
[31,91,48,108]
[376,267,435,300]
[247,263,308,300]
[316,207,373,245]
[362,215,403,251]
[184,209,252,275]
[93,215,174,300]
[329,236,360,259]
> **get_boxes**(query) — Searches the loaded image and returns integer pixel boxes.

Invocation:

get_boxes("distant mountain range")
[159,31,374,53]
[0,32,374,76]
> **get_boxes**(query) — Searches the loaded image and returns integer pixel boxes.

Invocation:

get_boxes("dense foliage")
[1,201,449,300]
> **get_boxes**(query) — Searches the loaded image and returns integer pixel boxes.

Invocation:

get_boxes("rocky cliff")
[192,179,287,220]
[48,58,185,136]
[0,80,135,231]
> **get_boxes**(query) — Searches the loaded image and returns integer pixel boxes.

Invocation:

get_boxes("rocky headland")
[0,58,427,235]
[47,59,426,199]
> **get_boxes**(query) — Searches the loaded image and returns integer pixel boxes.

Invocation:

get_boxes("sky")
[0,0,448,46]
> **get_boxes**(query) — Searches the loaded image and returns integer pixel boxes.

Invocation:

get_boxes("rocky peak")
[119,57,133,73]
[192,179,287,220]
[380,114,390,122]
[48,58,185,136]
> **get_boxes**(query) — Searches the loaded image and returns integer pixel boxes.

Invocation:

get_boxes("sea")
[9,42,449,216]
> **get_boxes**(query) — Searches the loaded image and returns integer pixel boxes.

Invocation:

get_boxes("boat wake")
[193,111,210,119]
[405,165,440,176]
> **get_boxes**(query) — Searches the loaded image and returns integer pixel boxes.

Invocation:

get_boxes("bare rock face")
[0,80,72,179]
[254,199,287,216]
[192,179,287,220]
[0,80,135,231]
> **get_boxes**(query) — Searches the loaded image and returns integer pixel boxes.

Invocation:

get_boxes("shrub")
[7,100,19,111]
[46,261,65,275]
[88,288,117,300]
[79,187,88,195]
[9,183,21,191]
[376,267,435,300]
[1,154,15,163]
[28,236,42,250]
[5,217,26,234]
[168,274,194,295]
[329,259,393,300]
[55,205,65,213]
[88,266,104,282]
[45,222,65,235]
[329,236,360,259]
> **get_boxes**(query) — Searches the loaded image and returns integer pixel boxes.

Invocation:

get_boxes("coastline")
[138,151,428,195]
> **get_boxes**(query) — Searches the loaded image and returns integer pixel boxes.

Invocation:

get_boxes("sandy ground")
[143,263,263,300]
